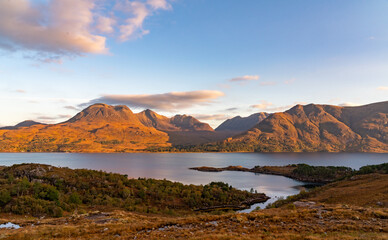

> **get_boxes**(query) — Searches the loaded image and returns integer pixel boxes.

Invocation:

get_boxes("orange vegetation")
[229,101,388,152]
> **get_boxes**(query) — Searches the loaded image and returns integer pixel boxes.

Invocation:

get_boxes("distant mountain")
[0,104,170,152]
[136,109,213,131]
[170,115,214,131]
[225,101,388,152]
[2,101,388,152]
[0,120,44,130]
[215,112,269,132]
[0,104,222,152]
[66,104,140,124]
[136,109,232,145]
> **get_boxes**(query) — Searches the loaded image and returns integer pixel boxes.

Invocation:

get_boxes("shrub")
[0,189,11,206]
[69,192,82,205]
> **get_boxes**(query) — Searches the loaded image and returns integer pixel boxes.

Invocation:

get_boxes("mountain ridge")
[0,103,217,152]
[225,101,388,152]
[0,120,44,130]
[215,112,269,132]
[1,101,388,152]
[136,109,213,132]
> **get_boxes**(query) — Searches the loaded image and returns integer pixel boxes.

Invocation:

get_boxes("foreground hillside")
[0,164,266,218]
[0,164,386,239]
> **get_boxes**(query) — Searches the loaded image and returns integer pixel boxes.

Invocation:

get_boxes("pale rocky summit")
[215,112,269,132]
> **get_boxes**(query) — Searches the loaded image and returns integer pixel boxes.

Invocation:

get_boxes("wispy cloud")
[193,114,228,121]
[284,78,296,84]
[147,0,171,10]
[95,16,116,34]
[34,114,72,123]
[338,102,360,107]
[0,0,174,62]
[81,90,225,111]
[377,86,388,91]
[15,89,26,93]
[36,114,72,121]
[116,1,150,41]
[250,101,307,112]
[250,101,274,110]
[260,81,277,86]
[229,75,260,82]
[64,106,81,111]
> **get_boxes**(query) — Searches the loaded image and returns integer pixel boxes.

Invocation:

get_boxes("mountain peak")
[215,112,269,132]
[66,103,137,123]
[170,115,213,131]
[136,111,213,132]
[228,101,388,152]
[0,120,44,130]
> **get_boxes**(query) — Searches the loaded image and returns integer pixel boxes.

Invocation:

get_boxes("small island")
[191,164,357,183]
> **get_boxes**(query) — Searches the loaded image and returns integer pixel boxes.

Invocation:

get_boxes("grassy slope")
[1,173,387,239]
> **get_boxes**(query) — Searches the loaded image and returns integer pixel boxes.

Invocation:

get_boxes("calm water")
[0,153,387,211]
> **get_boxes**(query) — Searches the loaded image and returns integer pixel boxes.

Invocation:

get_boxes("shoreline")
[190,164,354,183]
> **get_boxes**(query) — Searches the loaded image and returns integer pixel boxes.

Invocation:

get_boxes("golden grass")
[1,205,386,239]
[307,173,388,207]
[1,173,387,239]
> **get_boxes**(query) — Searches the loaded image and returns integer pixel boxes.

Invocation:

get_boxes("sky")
[1,0,388,128]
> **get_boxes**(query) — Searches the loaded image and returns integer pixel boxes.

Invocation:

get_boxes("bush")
[0,189,11,206]
[69,192,82,205]
[357,163,388,175]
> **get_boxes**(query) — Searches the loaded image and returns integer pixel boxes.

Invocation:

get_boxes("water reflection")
[0,152,387,211]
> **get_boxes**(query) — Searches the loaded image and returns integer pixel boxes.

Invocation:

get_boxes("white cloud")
[229,75,260,82]
[0,0,107,59]
[0,0,173,62]
[34,114,73,124]
[260,81,277,86]
[96,16,116,34]
[250,101,273,110]
[193,114,228,121]
[338,102,360,107]
[377,86,388,91]
[284,78,296,84]
[36,114,72,121]
[250,101,307,112]
[64,105,81,111]
[147,0,171,10]
[116,1,150,41]
[81,90,225,111]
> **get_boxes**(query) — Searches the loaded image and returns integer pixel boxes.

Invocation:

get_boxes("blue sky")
[1,0,388,127]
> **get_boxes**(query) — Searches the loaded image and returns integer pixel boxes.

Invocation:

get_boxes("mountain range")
[0,101,387,152]
[0,104,231,152]
[224,101,388,152]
